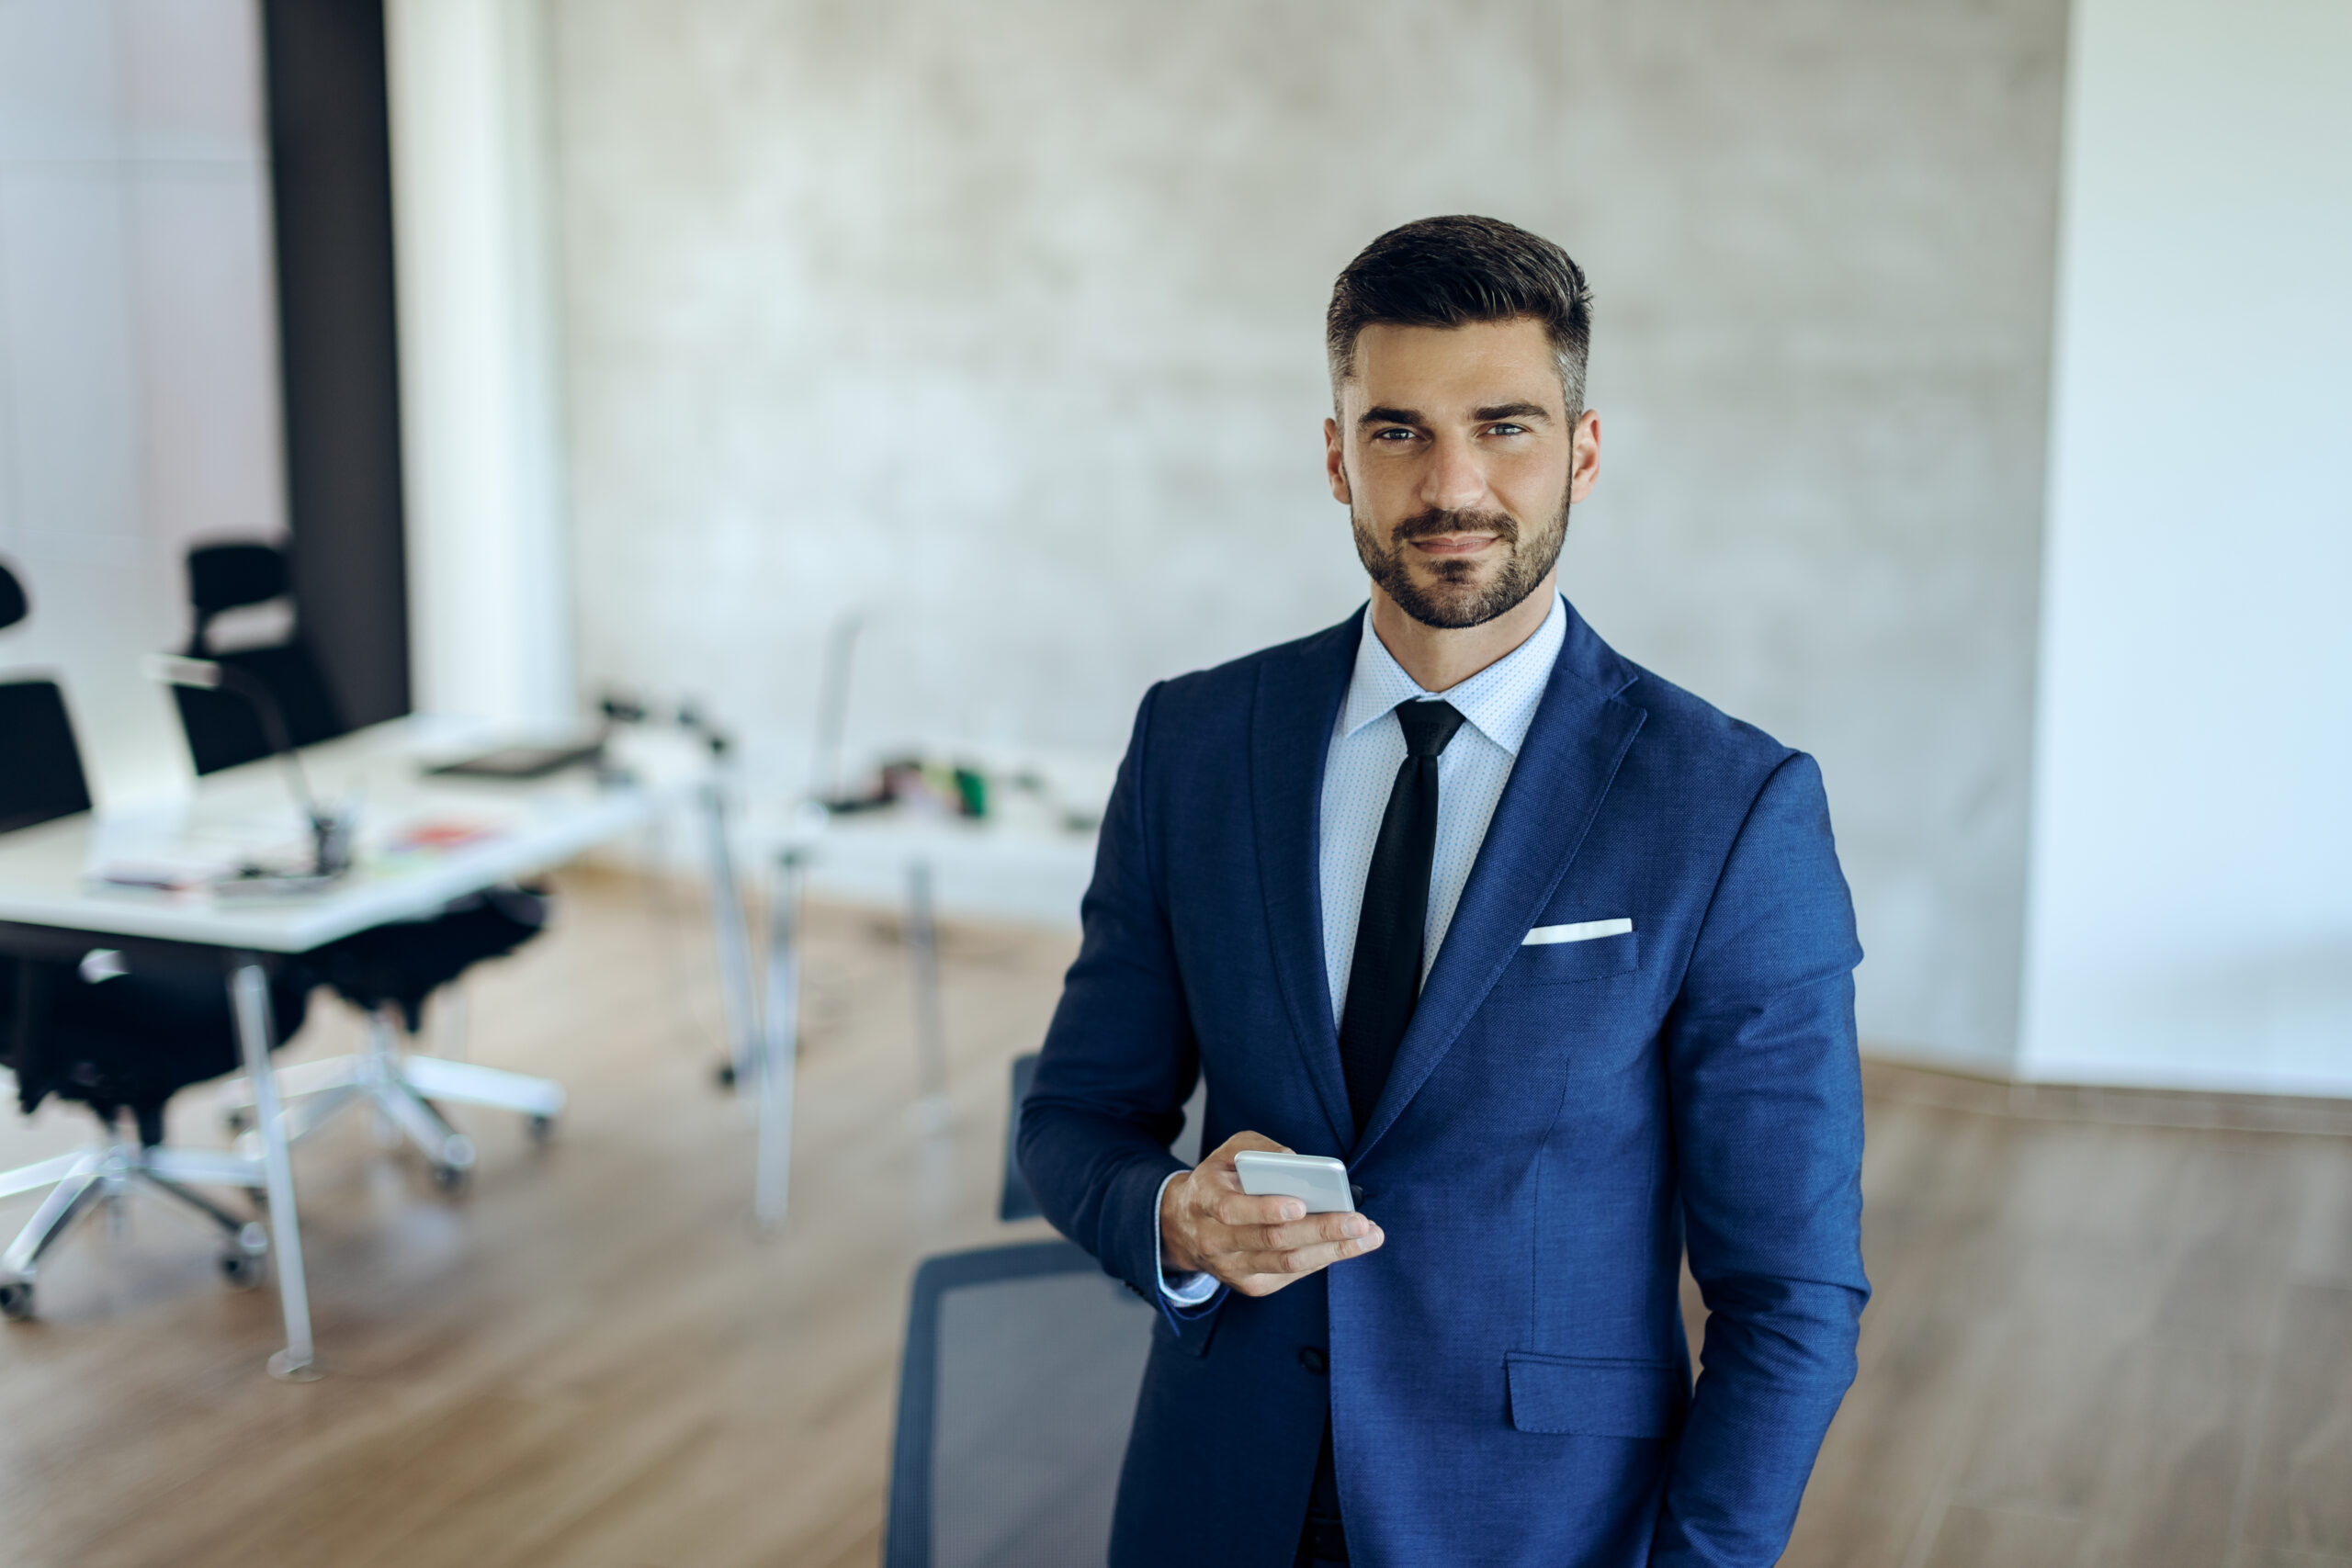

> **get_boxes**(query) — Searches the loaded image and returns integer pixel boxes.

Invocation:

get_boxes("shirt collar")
[1339,592,1567,758]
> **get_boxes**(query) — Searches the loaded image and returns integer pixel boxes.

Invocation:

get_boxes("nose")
[1419,429,1488,515]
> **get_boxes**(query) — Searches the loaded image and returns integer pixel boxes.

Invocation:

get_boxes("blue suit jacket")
[1019,604,1867,1567]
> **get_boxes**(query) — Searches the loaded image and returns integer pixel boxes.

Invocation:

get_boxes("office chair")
[999,1053,1044,1223]
[172,541,346,774]
[0,559,312,1321]
[171,541,564,1190]
[885,1239,1156,1568]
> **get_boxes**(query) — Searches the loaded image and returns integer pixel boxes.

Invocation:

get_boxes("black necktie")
[1338,699,1467,1133]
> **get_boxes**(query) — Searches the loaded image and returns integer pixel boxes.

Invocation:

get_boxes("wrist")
[1159,1170,1202,1275]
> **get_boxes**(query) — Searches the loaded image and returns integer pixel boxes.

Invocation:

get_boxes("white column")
[2018,0,2352,1092]
[384,0,571,724]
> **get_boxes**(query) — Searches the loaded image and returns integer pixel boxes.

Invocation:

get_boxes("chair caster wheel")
[432,1162,472,1195]
[714,1060,737,1089]
[526,1113,557,1145]
[0,1280,34,1322]
[220,1249,268,1290]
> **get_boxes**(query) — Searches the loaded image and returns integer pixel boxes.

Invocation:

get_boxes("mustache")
[1389,508,1521,546]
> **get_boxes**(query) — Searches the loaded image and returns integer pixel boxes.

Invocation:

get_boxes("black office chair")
[171,541,563,1189]
[0,559,312,1321]
[173,541,346,775]
[1000,1053,1044,1223]
[885,1239,1156,1568]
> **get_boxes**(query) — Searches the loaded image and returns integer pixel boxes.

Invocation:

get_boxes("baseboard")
[1860,1054,2352,1137]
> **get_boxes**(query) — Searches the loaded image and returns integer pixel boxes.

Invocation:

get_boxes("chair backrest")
[1000,1053,1043,1222]
[0,561,94,835]
[0,682,94,836]
[175,542,346,774]
[886,1240,1155,1568]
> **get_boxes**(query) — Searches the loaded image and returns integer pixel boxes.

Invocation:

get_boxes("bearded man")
[1020,214,1868,1568]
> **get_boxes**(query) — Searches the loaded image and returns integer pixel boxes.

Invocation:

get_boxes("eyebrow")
[1356,400,1554,430]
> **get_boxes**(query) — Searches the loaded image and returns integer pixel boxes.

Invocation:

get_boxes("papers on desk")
[87,856,235,894]
[84,807,295,896]
[83,808,509,899]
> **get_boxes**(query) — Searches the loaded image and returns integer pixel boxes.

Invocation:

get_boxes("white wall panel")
[386,0,573,724]
[0,170,143,559]
[2019,0,2352,1093]
[114,0,266,161]
[0,0,282,807]
[130,169,287,558]
[0,0,118,161]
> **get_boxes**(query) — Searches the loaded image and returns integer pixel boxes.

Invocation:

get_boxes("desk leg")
[907,859,949,1129]
[755,848,807,1229]
[229,959,320,1382]
[700,780,760,1097]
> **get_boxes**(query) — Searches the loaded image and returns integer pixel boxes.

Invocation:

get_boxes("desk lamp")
[143,655,352,885]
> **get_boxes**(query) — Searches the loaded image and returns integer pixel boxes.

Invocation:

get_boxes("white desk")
[0,716,713,1378]
[747,806,1101,1225]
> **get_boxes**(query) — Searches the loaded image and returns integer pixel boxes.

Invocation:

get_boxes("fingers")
[1204,1189,1308,1228]
[1227,1223,1384,1280]
[1228,1211,1374,1254]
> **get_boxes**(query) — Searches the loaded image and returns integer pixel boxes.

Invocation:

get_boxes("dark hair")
[1326,215,1594,413]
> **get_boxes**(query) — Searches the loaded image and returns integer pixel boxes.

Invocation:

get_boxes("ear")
[1325,416,1351,504]
[1566,409,1600,505]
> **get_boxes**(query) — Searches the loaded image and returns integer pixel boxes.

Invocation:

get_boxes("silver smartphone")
[1233,1150,1353,1214]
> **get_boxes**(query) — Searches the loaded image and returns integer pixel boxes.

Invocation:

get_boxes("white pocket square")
[1523,918,1633,946]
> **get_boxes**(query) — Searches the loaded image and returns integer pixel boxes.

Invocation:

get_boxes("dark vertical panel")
[258,0,410,726]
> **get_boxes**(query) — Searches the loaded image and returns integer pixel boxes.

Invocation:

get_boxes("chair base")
[0,1135,272,1321]
[216,1007,567,1189]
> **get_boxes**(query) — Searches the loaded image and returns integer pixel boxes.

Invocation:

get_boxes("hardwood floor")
[0,867,2345,1566]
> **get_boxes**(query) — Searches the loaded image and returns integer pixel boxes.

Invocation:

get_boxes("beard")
[1351,480,1570,630]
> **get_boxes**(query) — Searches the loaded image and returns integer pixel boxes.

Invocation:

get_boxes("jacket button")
[1298,1347,1328,1375]
[1350,1184,1369,1206]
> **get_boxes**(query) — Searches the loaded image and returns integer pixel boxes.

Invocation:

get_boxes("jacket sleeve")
[1650,751,1870,1566]
[1017,682,1223,1321]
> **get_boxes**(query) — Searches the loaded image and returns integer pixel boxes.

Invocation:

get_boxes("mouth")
[1406,532,1502,558]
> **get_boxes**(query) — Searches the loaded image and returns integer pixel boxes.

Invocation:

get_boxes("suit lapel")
[1250,614,1362,1152]
[1352,609,1648,1163]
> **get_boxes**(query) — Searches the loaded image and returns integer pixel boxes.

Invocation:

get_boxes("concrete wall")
[0,0,284,807]
[548,0,2070,1066]
[2019,0,2352,1094]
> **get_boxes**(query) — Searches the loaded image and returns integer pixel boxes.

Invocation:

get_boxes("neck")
[1366,574,1558,694]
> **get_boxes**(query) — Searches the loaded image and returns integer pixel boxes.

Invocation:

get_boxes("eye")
[1370,426,1419,443]
[1485,423,1528,437]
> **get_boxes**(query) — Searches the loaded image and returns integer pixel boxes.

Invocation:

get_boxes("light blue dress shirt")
[1158,594,1569,1303]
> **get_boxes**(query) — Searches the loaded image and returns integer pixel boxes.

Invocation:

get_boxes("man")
[1019,215,1867,1567]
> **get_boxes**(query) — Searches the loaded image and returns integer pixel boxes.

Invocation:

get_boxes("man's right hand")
[1160,1132,1384,1298]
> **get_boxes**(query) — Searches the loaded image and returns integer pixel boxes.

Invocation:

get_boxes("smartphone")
[1233,1150,1353,1214]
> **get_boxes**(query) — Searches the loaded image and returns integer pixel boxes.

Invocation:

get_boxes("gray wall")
[548,0,2069,1066]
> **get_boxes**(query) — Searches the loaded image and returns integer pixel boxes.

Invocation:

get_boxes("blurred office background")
[0,0,2345,1564]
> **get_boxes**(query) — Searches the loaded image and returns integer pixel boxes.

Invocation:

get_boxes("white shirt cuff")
[1152,1169,1220,1307]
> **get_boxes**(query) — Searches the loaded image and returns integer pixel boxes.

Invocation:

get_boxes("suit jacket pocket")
[1505,1351,1684,1438]
[1506,931,1639,987]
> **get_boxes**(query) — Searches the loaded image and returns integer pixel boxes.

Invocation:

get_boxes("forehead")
[1340,317,1562,415]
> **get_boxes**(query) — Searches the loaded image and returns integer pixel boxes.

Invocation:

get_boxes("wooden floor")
[0,868,2345,1567]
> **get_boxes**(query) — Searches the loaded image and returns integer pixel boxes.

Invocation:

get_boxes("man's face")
[1325,316,1599,629]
